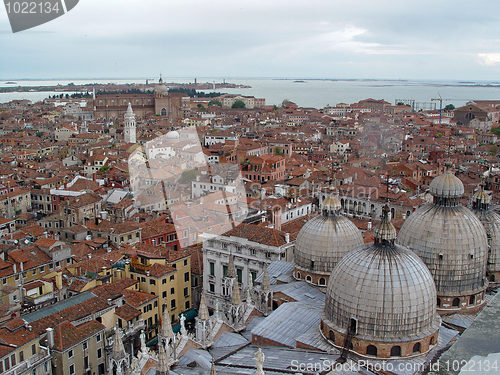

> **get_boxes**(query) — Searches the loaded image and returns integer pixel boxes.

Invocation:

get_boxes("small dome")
[429,170,464,198]
[165,130,180,140]
[155,84,168,93]
[322,196,341,212]
[473,190,491,205]
[295,214,363,274]
[373,205,397,242]
[324,242,440,341]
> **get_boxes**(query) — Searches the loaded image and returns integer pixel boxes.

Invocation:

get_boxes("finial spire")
[198,292,210,321]
[161,307,174,339]
[227,252,236,278]
[232,280,242,306]
[261,266,272,292]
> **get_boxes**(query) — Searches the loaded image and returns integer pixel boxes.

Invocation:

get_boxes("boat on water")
[5,82,17,84]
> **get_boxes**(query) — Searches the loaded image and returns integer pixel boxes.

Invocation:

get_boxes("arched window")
[296,271,301,279]
[437,297,441,306]
[452,297,460,307]
[413,342,421,353]
[319,277,326,286]
[430,336,435,346]
[349,318,357,334]
[305,275,312,283]
[366,345,377,356]
[469,295,475,305]
[329,330,335,342]
[161,108,167,116]
[111,100,115,105]
[136,99,139,105]
[390,346,401,357]
[491,274,496,282]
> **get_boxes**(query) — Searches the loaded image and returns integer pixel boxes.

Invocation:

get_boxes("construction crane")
[431,94,454,124]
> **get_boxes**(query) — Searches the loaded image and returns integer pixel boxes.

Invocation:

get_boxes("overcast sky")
[1,0,500,80]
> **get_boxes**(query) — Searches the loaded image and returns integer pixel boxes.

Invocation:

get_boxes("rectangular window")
[84,356,89,369]
[19,351,24,362]
[184,272,189,282]
[10,354,15,366]
[31,344,36,355]
[209,262,215,276]
[237,268,242,284]
[68,349,73,359]
[97,348,102,359]
[170,275,174,281]
[128,234,132,240]
[185,300,190,309]
[209,283,215,293]
[69,364,75,375]
[162,291,167,298]
[162,278,166,284]
[83,341,88,350]
[171,299,176,309]
[4,358,9,371]
[149,279,156,285]
[184,259,188,266]
[184,287,189,297]
[96,333,101,343]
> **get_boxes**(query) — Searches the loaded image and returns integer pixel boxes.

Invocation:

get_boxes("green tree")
[444,104,455,111]
[231,100,245,109]
[274,146,284,156]
[178,169,197,184]
[197,104,206,110]
[490,145,499,156]
[98,166,109,173]
[208,99,222,107]
[492,127,500,135]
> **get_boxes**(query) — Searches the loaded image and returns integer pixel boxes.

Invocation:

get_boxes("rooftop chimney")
[46,328,54,348]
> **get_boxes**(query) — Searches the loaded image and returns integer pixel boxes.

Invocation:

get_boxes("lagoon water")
[2,78,500,109]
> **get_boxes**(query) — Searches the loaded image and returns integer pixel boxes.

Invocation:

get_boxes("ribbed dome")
[324,242,440,341]
[294,214,364,274]
[473,190,491,205]
[155,84,168,93]
[397,203,488,295]
[429,170,464,198]
[322,196,341,212]
[473,206,500,278]
[373,205,397,242]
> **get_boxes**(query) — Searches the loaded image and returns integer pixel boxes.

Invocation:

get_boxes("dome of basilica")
[294,196,363,286]
[397,168,488,312]
[321,206,440,358]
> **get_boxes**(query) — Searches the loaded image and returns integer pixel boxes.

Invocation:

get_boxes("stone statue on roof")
[255,347,265,375]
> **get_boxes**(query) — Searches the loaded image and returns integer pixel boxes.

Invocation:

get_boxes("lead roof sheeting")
[219,345,344,374]
[212,332,249,348]
[442,313,476,329]
[22,292,96,323]
[295,324,334,352]
[271,281,326,304]
[177,349,212,369]
[254,261,294,285]
[251,302,322,348]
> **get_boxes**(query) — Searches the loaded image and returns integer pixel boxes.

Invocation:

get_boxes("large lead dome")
[321,206,440,358]
[294,196,363,286]
[472,188,500,284]
[397,168,488,313]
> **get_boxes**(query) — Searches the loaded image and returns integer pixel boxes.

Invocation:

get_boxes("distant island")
[5,81,16,84]
[0,80,251,94]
